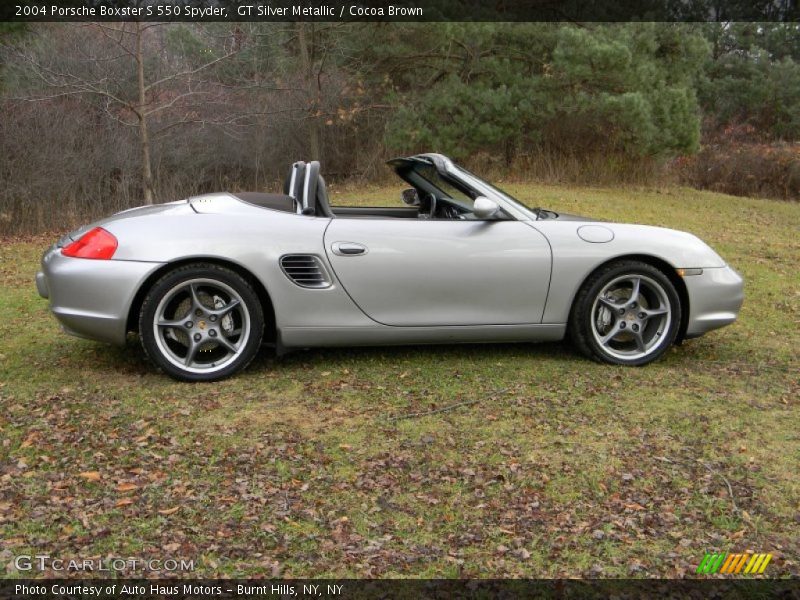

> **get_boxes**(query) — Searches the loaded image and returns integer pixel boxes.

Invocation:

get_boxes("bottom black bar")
[1,579,799,600]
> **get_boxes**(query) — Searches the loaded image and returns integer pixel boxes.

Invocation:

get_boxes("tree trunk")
[135,22,155,205]
[137,113,154,205]
[296,22,321,162]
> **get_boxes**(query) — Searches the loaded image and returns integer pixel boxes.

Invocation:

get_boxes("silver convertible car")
[36,154,744,381]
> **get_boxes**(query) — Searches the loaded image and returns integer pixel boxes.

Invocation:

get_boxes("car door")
[324,218,551,326]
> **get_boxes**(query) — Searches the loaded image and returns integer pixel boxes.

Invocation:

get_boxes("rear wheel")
[139,264,264,381]
[569,260,681,366]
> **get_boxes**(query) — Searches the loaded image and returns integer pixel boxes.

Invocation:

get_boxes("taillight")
[61,227,118,260]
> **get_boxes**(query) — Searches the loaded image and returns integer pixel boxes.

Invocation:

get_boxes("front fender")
[535,222,729,324]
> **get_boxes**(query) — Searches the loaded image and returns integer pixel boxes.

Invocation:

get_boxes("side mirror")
[401,188,420,206]
[473,196,501,220]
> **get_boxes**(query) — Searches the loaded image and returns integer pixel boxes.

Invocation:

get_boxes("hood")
[537,209,595,222]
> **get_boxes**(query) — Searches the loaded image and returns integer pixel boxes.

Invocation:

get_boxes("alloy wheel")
[152,278,251,375]
[590,274,672,361]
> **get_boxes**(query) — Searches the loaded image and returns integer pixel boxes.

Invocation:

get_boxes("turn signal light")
[62,227,118,260]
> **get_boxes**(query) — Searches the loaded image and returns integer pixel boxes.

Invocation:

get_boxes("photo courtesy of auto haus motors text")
[15,583,345,597]
[1,0,799,598]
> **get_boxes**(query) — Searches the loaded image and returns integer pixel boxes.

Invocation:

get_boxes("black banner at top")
[2,0,799,23]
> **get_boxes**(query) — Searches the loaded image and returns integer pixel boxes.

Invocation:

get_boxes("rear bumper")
[684,265,744,338]
[35,270,49,298]
[37,246,163,346]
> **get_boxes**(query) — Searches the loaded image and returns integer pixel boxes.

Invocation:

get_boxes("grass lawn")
[1,183,798,578]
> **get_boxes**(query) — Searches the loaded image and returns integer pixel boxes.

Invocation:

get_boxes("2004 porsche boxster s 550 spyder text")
[36,154,744,381]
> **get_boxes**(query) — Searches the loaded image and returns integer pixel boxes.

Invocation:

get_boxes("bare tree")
[289,22,377,164]
[7,23,239,204]
[0,22,401,235]
[295,22,322,162]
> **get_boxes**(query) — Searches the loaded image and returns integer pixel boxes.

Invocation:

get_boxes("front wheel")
[569,260,681,366]
[139,264,264,381]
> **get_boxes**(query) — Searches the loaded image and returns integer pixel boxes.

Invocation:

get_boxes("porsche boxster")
[36,154,744,381]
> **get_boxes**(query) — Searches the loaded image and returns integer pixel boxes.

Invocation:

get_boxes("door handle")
[331,242,368,256]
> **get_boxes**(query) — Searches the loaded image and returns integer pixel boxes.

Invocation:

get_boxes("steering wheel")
[442,204,461,219]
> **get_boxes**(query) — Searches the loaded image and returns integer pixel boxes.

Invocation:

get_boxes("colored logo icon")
[696,552,772,575]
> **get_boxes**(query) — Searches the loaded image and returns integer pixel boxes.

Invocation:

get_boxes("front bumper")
[683,265,744,338]
[36,246,164,345]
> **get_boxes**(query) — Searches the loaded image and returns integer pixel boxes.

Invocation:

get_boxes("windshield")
[451,165,539,219]
[414,163,474,205]
[389,155,540,218]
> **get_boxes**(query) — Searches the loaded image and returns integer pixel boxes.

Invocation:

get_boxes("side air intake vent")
[280,255,331,289]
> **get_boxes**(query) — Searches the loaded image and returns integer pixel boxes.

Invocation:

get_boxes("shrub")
[678,138,800,201]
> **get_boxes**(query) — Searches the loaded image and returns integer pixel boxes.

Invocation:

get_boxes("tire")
[139,263,264,381]
[568,260,681,366]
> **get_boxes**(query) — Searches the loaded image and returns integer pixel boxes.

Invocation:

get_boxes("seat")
[315,174,334,218]
[302,161,334,218]
[283,161,306,213]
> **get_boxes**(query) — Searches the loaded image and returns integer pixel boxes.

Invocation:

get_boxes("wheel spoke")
[215,335,239,354]
[632,330,647,353]
[598,296,619,310]
[157,319,185,329]
[209,299,240,318]
[184,341,199,367]
[643,306,668,319]
[189,283,204,311]
[600,323,622,346]
[628,277,641,304]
